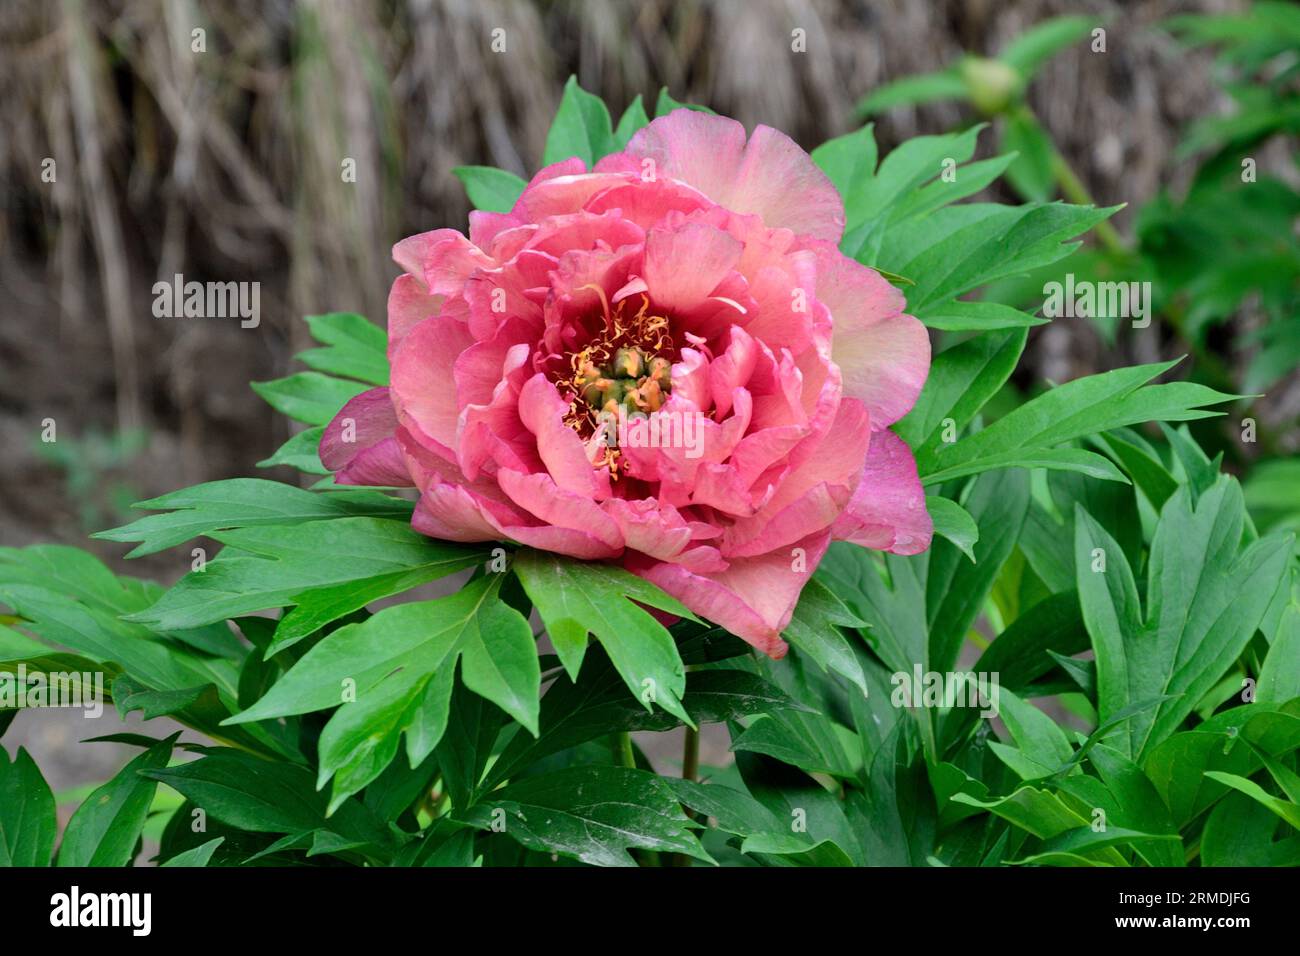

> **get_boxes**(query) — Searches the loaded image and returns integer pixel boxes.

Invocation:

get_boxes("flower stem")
[1048,150,1127,258]
[614,731,636,769]
[682,725,699,783]
[670,725,702,868]
[612,732,655,866]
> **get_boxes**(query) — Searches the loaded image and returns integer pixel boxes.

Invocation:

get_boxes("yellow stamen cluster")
[560,288,674,479]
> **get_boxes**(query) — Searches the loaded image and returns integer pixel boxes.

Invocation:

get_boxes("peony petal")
[393,229,495,296]
[515,171,632,223]
[497,468,622,550]
[321,387,397,469]
[582,179,713,231]
[387,274,442,360]
[494,522,622,560]
[636,530,832,658]
[390,315,475,451]
[832,428,932,555]
[602,496,693,562]
[643,220,743,317]
[522,209,644,260]
[812,243,930,428]
[708,326,758,420]
[463,251,554,340]
[516,373,611,499]
[334,437,412,487]
[411,482,508,542]
[608,110,845,242]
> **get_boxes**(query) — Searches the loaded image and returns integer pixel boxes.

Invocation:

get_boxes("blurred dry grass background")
[0,0,1263,574]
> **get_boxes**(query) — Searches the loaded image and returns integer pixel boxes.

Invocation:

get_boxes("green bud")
[960,56,1022,116]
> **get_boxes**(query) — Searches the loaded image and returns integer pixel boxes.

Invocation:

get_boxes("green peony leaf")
[229,575,537,808]
[812,123,878,204]
[999,15,1101,78]
[654,87,714,117]
[612,94,650,150]
[458,765,712,867]
[543,75,617,168]
[1002,108,1057,202]
[895,328,1027,454]
[95,479,411,558]
[485,663,793,793]
[782,578,871,697]
[856,69,966,116]
[257,426,329,475]
[251,371,368,426]
[1076,479,1294,759]
[513,550,694,723]
[59,734,177,867]
[1259,605,1300,706]
[1204,772,1300,830]
[453,166,527,214]
[144,749,390,854]
[0,747,56,866]
[921,360,1240,485]
[298,312,389,386]
[924,495,980,562]
[1010,825,1178,866]
[1201,791,1300,866]
[125,517,482,631]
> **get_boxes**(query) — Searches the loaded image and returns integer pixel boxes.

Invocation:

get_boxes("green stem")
[614,731,636,769]
[611,732,656,866]
[682,725,699,784]
[1048,149,1127,257]
[670,726,702,868]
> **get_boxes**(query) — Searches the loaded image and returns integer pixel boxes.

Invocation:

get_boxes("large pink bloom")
[322,110,932,657]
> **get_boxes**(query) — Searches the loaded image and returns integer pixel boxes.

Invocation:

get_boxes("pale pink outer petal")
[604,111,845,242]
[811,242,931,429]
[832,428,932,555]
[390,316,475,451]
[637,530,832,658]
[393,229,494,296]
[387,274,441,360]
[516,174,633,223]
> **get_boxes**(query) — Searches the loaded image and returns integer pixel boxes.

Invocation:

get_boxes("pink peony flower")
[322,110,932,658]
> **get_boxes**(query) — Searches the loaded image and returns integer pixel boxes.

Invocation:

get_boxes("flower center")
[560,288,674,478]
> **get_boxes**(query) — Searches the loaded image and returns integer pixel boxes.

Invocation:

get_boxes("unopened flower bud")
[960,56,1022,116]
